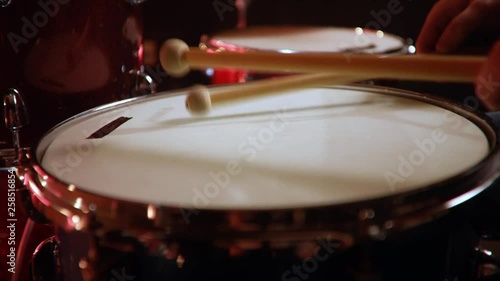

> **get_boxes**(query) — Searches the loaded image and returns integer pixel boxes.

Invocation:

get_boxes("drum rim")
[19,84,500,242]
[200,25,410,55]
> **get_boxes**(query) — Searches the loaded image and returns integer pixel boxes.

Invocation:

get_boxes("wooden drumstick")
[186,73,364,114]
[161,39,486,82]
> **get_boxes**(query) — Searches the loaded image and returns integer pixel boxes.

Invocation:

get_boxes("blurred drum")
[19,85,500,280]
[0,1,150,280]
[200,25,410,84]
[0,0,151,164]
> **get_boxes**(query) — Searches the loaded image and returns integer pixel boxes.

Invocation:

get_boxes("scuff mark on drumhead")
[87,116,132,139]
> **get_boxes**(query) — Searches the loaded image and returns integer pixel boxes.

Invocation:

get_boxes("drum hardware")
[3,88,29,166]
[128,68,157,98]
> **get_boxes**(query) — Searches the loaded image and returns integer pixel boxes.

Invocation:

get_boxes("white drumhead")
[209,26,406,54]
[40,87,489,210]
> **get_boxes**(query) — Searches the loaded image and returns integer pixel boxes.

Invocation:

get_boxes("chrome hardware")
[30,237,63,281]
[3,88,28,130]
[129,69,156,97]
[3,88,29,164]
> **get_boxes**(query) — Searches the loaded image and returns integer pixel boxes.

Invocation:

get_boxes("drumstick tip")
[160,39,191,78]
[186,85,212,115]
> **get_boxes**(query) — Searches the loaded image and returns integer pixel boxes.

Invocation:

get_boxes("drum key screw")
[358,209,375,220]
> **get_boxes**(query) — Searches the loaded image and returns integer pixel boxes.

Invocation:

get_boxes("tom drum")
[200,25,410,84]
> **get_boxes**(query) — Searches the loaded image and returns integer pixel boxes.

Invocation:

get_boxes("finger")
[436,0,495,53]
[416,0,469,53]
[476,41,500,111]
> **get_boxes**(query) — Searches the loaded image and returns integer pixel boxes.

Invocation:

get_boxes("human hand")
[416,0,500,54]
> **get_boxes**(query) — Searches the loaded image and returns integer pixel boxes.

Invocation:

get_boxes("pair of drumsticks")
[160,39,485,114]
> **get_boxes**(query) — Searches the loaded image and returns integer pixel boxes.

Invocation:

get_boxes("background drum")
[0,0,152,159]
[0,1,150,280]
[200,25,411,84]
[20,85,499,280]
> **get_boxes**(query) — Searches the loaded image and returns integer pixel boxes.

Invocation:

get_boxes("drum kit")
[1,1,500,281]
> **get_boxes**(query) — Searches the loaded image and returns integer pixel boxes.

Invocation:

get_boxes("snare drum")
[200,26,409,84]
[20,85,499,281]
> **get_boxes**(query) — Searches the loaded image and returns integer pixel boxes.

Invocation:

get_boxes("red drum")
[0,0,150,159]
[200,25,410,84]
[0,1,149,280]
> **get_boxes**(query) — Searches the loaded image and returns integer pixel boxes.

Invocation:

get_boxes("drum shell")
[0,0,144,153]
[51,194,497,281]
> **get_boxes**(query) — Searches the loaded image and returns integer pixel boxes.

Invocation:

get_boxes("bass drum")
[19,85,500,281]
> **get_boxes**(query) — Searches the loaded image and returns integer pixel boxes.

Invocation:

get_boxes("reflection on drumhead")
[40,87,489,210]
[208,26,406,54]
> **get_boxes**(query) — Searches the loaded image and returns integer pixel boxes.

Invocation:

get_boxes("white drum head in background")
[203,25,410,54]
[38,86,489,210]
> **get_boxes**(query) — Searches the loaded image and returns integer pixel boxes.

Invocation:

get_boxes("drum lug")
[129,68,157,97]
[3,88,29,165]
[30,236,63,281]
